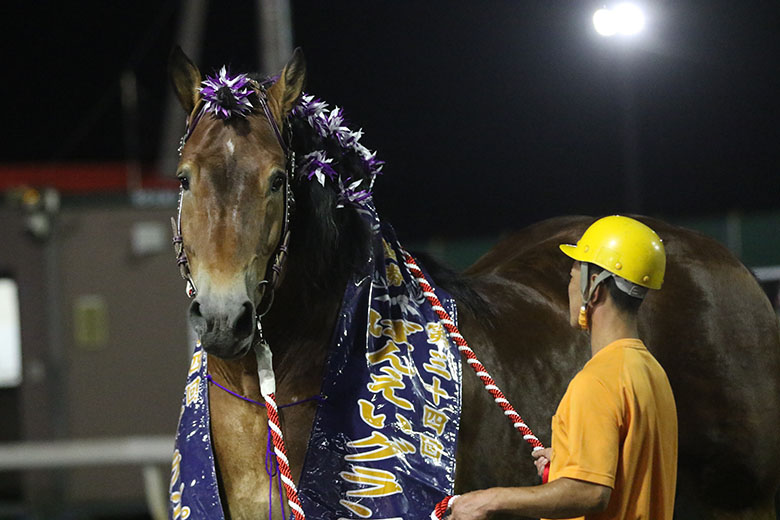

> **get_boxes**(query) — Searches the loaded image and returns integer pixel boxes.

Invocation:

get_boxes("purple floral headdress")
[194,65,383,208]
[293,94,383,208]
[200,66,254,119]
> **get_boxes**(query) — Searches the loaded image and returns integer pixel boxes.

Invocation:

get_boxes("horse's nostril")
[233,301,255,340]
[189,301,202,318]
[188,300,207,335]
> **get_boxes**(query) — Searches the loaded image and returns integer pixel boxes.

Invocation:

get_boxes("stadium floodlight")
[593,8,618,36]
[593,3,645,37]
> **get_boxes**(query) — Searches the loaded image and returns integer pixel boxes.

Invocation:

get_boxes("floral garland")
[292,94,383,208]
[198,67,383,209]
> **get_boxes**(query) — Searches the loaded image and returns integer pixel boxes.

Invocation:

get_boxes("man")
[449,215,678,520]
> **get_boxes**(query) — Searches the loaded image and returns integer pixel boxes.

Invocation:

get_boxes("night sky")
[3,1,779,240]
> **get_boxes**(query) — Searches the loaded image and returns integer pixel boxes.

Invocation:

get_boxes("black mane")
[268,87,487,316]
[284,100,372,297]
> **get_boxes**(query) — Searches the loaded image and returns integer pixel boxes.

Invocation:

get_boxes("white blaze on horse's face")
[178,114,287,359]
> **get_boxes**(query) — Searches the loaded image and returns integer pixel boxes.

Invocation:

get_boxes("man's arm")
[448,477,611,520]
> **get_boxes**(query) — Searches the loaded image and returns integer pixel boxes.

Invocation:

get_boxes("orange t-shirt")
[544,338,677,520]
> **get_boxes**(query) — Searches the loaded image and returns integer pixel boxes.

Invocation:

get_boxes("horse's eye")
[179,176,190,191]
[270,173,286,193]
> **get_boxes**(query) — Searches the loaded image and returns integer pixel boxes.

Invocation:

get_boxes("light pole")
[593,3,646,213]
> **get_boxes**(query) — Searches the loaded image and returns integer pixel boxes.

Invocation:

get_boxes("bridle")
[172,78,309,519]
[171,78,296,330]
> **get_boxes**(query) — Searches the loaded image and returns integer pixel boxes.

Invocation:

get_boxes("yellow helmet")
[560,216,666,289]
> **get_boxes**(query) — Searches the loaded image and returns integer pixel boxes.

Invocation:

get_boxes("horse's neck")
[207,287,340,519]
[205,353,269,519]
[262,258,346,388]
[205,246,347,518]
[208,353,261,401]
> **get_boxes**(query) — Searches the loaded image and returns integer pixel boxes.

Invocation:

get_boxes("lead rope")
[400,251,548,519]
[264,391,305,520]
[255,332,307,520]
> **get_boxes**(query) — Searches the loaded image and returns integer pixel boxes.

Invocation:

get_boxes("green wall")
[412,210,780,274]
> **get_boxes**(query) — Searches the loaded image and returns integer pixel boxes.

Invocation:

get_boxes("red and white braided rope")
[401,251,547,520]
[265,392,306,520]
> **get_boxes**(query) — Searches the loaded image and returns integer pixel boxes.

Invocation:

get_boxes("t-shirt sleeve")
[552,372,620,488]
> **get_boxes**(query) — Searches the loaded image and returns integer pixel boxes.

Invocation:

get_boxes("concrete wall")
[0,204,191,513]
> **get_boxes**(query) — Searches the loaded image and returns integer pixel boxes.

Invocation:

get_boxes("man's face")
[568,261,583,328]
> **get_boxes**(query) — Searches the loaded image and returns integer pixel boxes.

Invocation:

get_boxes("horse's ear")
[169,46,202,114]
[268,47,306,121]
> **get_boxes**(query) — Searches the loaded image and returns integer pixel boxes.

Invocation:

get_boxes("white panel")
[131,221,168,257]
[0,279,22,387]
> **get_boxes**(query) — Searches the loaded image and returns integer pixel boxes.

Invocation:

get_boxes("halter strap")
[178,100,205,156]
[171,189,198,298]
[252,79,287,154]
[249,79,295,320]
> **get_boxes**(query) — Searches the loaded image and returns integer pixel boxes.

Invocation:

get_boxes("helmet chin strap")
[578,263,614,330]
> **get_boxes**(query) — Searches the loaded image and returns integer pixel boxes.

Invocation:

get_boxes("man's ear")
[590,275,608,305]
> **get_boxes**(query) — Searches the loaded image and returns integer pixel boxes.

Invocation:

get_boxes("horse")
[168,47,780,520]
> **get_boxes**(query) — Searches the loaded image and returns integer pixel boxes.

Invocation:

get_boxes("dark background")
[3,0,779,239]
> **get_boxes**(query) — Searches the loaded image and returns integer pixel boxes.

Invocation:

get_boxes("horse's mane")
[282,93,373,296]
[244,81,487,315]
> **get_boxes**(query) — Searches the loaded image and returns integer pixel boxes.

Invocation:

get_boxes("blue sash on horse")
[169,343,222,519]
[170,201,462,519]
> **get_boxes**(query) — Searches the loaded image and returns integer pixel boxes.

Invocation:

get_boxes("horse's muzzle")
[188,299,255,359]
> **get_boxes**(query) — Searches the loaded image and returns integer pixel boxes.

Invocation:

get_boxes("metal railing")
[0,435,173,520]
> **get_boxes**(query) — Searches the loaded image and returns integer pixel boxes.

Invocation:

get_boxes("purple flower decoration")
[300,151,338,186]
[292,94,384,199]
[337,177,373,208]
[200,66,254,119]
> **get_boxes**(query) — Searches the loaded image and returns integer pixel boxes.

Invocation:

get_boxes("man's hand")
[447,489,496,520]
[532,448,552,478]
[446,478,611,519]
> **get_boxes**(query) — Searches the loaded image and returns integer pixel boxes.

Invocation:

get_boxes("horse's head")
[169,47,305,359]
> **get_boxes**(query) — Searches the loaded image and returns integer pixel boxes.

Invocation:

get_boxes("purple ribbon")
[205,374,324,519]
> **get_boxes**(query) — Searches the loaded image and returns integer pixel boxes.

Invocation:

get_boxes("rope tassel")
[401,251,547,519]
